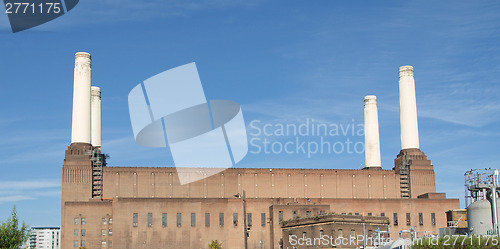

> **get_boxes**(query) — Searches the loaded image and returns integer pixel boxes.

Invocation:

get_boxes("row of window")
[74,229,112,237]
[74,240,112,248]
[74,217,113,225]
[132,212,267,228]
[393,213,436,226]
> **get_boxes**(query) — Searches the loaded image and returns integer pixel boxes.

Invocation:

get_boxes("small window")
[102,218,107,225]
[108,218,112,225]
[81,218,86,225]
[306,211,311,218]
[351,229,356,237]
[393,213,398,226]
[338,229,343,238]
[191,213,196,227]
[381,213,385,217]
[102,241,107,247]
[278,211,283,223]
[233,213,238,226]
[320,211,325,215]
[406,213,411,226]
[74,241,79,248]
[74,229,78,236]
[74,218,79,225]
[205,213,210,227]
[293,211,297,220]
[108,229,112,236]
[419,213,424,226]
[219,213,224,227]
[81,230,86,237]
[368,213,372,216]
[102,229,106,236]
[81,241,86,247]
[431,213,436,226]
[302,232,306,238]
[133,213,138,227]
[355,213,359,216]
[176,213,182,227]
[261,213,266,227]
[108,241,112,247]
[148,213,153,227]
[247,213,252,226]
[320,230,324,237]
[162,213,167,227]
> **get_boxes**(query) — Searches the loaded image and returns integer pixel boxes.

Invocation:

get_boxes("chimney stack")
[399,65,420,150]
[364,95,382,168]
[91,86,101,147]
[71,52,92,144]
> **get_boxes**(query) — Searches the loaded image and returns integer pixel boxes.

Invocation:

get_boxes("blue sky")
[0,0,499,227]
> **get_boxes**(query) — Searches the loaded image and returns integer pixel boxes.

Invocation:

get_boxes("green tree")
[208,240,223,249]
[0,206,30,249]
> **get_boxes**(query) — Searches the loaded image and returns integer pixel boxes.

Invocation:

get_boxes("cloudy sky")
[0,0,499,227]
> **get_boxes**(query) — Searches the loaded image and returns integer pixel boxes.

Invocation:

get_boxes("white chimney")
[91,86,101,147]
[71,52,92,144]
[399,65,420,150]
[364,95,381,168]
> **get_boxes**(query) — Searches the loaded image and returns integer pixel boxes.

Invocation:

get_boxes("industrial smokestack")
[71,52,92,144]
[91,86,101,147]
[399,65,420,150]
[364,95,382,168]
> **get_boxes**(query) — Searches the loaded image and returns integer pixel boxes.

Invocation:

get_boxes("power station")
[61,52,459,249]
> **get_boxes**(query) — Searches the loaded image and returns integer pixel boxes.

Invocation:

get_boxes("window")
[74,218,79,225]
[302,232,307,238]
[81,241,86,247]
[177,213,182,227]
[261,213,266,227]
[368,213,372,216]
[191,213,196,227]
[278,211,283,223]
[406,213,411,226]
[431,213,436,226]
[102,229,106,236]
[320,230,324,237]
[393,213,398,226]
[108,241,112,247]
[81,218,86,225]
[74,229,78,236]
[381,213,385,217]
[81,229,86,237]
[148,213,153,227]
[109,218,112,225]
[162,213,167,227]
[351,229,356,237]
[233,213,238,226]
[108,229,112,236]
[102,218,107,225]
[355,213,359,216]
[338,229,343,238]
[74,241,78,248]
[306,211,311,218]
[219,213,224,227]
[293,211,297,220]
[102,241,107,247]
[320,211,326,215]
[247,213,252,226]
[419,213,423,226]
[205,213,210,227]
[133,213,138,227]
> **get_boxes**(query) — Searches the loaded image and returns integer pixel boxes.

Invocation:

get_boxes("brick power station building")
[61,52,459,249]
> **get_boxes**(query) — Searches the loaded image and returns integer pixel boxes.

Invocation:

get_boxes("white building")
[26,227,61,249]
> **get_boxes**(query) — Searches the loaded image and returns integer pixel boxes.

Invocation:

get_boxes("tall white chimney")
[399,65,420,150]
[364,95,381,168]
[91,86,101,147]
[71,52,92,144]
